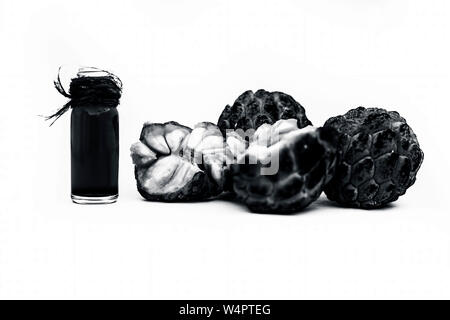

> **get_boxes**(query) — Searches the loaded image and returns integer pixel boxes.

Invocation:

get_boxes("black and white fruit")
[131,121,233,201]
[217,89,312,134]
[231,119,338,213]
[323,107,424,209]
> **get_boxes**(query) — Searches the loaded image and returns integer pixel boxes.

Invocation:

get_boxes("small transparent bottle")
[48,67,122,204]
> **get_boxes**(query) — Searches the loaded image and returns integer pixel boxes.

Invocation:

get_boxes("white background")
[0,0,449,299]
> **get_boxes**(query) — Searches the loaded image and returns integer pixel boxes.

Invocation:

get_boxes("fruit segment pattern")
[231,120,338,213]
[217,89,312,133]
[131,122,234,201]
[324,107,424,209]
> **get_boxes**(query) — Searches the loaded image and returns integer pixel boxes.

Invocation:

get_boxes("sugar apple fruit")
[323,107,424,209]
[131,121,233,201]
[217,89,312,134]
[231,119,338,213]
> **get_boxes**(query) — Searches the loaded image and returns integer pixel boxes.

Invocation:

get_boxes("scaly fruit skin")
[217,89,312,134]
[231,121,338,214]
[323,107,424,209]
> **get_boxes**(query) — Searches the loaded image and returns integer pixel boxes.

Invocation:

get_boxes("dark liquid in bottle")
[71,106,119,198]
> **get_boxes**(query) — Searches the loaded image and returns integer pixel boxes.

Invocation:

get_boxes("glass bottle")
[71,105,119,204]
[48,67,122,204]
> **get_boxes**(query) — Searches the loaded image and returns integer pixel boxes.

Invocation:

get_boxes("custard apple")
[131,121,233,201]
[217,89,312,134]
[323,107,424,209]
[231,119,338,213]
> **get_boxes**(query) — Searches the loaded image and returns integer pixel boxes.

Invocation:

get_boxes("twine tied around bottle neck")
[45,67,122,126]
